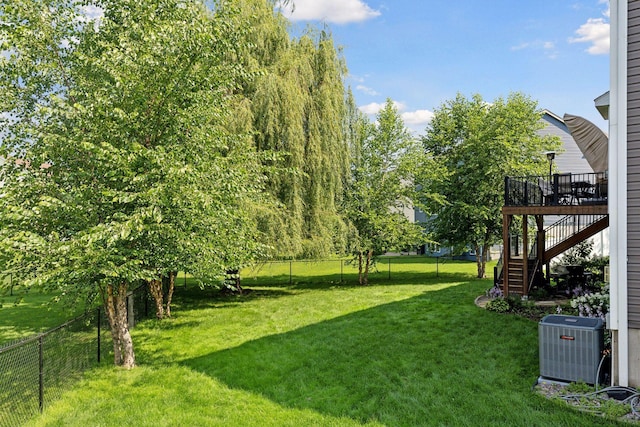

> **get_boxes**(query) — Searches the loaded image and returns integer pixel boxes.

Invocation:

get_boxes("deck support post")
[502,213,511,297]
[522,215,529,296]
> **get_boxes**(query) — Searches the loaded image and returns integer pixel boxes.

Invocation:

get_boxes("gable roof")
[539,110,594,174]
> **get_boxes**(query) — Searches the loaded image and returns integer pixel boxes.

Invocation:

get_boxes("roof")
[539,110,594,174]
[594,91,609,120]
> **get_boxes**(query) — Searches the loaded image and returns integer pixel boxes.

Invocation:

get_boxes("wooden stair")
[506,259,524,295]
[501,214,609,296]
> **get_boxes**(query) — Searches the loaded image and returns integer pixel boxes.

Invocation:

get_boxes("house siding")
[539,113,593,174]
[628,0,640,329]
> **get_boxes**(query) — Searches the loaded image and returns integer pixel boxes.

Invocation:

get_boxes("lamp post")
[545,151,556,182]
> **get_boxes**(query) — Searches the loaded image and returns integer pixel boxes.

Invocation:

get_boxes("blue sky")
[281,0,610,134]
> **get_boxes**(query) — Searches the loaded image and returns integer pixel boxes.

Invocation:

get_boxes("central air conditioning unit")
[538,315,604,384]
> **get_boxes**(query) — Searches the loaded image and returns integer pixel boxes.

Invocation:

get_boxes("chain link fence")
[239,256,468,286]
[0,283,151,427]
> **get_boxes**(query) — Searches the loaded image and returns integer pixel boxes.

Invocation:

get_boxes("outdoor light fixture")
[545,151,556,181]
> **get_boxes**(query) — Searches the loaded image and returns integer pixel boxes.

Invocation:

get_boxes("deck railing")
[505,172,608,207]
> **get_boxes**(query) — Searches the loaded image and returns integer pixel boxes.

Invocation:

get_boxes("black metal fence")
[0,283,151,427]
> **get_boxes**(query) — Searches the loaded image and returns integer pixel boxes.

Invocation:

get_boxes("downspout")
[610,0,629,387]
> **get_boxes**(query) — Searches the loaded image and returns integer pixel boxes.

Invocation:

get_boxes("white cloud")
[569,17,610,54]
[569,3,610,55]
[359,102,433,128]
[358,101,405,115]
[356,84,379,96]
[279,0,380,24]
[511,42,531,51]
[401,109,434,126]
[600,0,610,18]
[359,102,385,115]
[511,40,557,58]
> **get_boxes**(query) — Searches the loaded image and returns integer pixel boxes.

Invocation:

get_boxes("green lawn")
[22,257,623,425]
[0,283,89,346]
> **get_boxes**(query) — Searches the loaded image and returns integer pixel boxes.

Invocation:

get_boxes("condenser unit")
[539,315,604,385]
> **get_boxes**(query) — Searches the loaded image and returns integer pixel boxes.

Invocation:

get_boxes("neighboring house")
[608,0,640,388]
[539,110,594,175]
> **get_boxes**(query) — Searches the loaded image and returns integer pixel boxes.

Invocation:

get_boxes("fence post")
[38,335,44,413]
[97,308,101,363]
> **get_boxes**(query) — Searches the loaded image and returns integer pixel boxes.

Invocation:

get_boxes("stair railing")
[544,214,607,250]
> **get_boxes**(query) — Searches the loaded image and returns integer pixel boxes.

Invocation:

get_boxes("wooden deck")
[502,204,608,216]
[500,173,609,296]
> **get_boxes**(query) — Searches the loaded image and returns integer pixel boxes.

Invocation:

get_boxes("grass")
[0,283,89,346]
[18,257,625,425]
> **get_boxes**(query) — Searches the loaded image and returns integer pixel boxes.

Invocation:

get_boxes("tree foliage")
[346,98,428,285]
[421,92,561,278]
[0,0,265,367]
[228,0,350,259]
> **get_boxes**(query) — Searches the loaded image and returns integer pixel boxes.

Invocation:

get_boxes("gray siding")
[539,114,593,174]
[628,0,640,329]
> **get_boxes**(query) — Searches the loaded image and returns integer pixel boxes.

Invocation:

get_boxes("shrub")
[570,284,609,320]
[486,298,509,313]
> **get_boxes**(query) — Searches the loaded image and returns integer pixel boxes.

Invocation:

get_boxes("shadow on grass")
[170,286,295,310]
[179,283,616,426]
[240,271,481,291]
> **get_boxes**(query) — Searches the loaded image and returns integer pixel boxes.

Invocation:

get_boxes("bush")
[570,284,609,320]
[486,298,509,313]
[583,256,610,282]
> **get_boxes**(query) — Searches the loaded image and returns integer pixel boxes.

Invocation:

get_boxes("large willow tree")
[228,0,351,259]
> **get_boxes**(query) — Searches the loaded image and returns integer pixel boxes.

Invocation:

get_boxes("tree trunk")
[358,252,364,285]
[103,283,135,368]
[476,244,486,278]
[363,249,373,285]
[165,271,176,318]
[148,278,164,319]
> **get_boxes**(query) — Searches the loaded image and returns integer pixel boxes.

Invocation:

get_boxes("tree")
[421,93,561,278]
[0,0,264,367]
[228,0,351,259]
[346,99,430,285]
